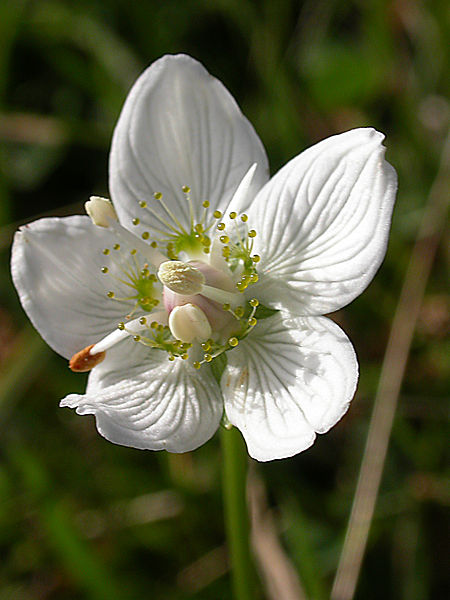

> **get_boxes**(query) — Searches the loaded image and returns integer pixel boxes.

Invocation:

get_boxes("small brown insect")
[69,345,106,372]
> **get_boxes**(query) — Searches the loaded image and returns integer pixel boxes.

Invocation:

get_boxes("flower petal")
[61,341,223,452]
[222,313,358,461]
[109,54,269,234]
[250,128,397,315]
[11,216,146,359]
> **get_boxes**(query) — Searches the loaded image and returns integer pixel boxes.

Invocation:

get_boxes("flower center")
[71,186,268,371]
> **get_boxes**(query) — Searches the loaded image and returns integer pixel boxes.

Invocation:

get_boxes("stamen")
[182,186,195,229]
[90,314,166,354]
[168,304,212,343]
[158,261,205,295]
[154,191,189,235]
[69,345,106,372]
[85,196,117,227]
[107,220,166,267]
[201,284,240,308]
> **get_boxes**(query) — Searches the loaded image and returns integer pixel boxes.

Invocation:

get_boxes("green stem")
[221,426,256,600]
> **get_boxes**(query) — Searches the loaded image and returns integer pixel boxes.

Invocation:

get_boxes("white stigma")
[168,304,212,343]
[158,261,205,295]
[85,196,118,227]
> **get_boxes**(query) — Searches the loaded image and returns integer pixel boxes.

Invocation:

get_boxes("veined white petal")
[222,313,358,461]
[11,216,148,359]
[61,341,223,453]
[249,128,397,315]
[109,54,269,235]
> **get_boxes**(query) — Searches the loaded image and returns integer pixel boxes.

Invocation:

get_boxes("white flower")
[11,54,397,461]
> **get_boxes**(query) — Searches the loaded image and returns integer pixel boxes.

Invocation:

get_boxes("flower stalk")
[221,426,257,600]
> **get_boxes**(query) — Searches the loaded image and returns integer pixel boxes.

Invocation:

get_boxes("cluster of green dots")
[132,187,262,275]
[192,298,260,369]
[99,185,265,368]
[119,317,193,360]
[101,243,160,314]
[133,189,217,259]
[213,211,260,292]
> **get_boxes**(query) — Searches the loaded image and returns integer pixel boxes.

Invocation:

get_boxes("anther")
[229,212,237,219]
[101,267,108,274]
[132,218,140,226]
[182,185,191,194]
[139,201,147,208]
[106,291,115,298]
[142,231,150,239]
[69,345,106,372]
[252,255,260,263]
[228,337,239,347]
[217,223,226,231]
[240,214,248,222]
[168,303,212,343]
[202,200,210,208]
[250,298,259,307]
[103,248,110,255]
[248,230,257,238]
[158,261,205,295]
[154,192,163,199]
[213,210,222,219]
[85,197,118,227]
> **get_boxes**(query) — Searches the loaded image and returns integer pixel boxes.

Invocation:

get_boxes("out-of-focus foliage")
[0,1,448,599]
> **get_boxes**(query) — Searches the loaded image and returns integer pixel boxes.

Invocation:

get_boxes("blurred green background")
[0,1,448,598]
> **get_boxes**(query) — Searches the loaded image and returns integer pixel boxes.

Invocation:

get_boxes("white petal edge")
[109,54,269,235]
[61,340,223,453]
[11,216,148,359]
[222,313,358,461]
[249,128,397,316]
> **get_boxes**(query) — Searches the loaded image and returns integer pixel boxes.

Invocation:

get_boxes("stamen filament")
[90,312,167,354]
[143,202,182,234]
[108,221,166,267]
[156,193,189,235]
[201,284,240,308]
